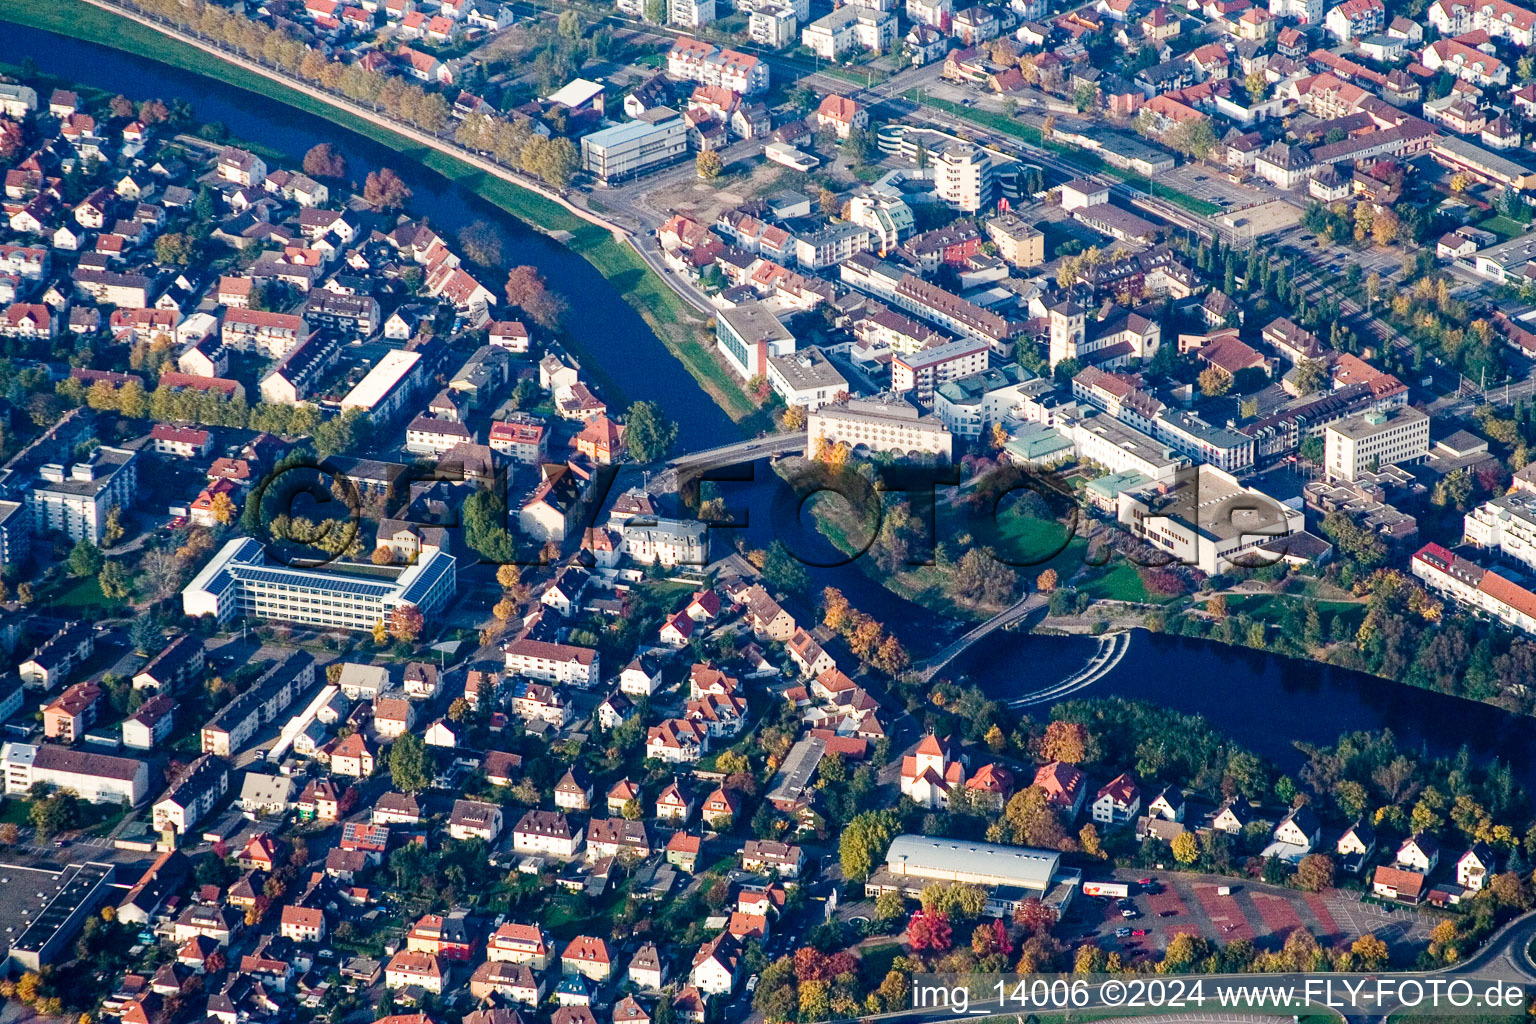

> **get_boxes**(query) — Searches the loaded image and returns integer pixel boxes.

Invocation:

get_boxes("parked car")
[1121,909,1138,918]
[1131,929,1147,937]
[1115,927,1132,938]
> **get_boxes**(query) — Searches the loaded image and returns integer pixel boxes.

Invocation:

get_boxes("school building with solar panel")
[180,536,457,631]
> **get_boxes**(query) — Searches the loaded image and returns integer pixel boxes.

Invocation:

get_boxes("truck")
[1082,882,1131,898]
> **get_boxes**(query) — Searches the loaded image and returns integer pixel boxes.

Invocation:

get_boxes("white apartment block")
[182,538,456,631]
[619,518,709,567]
[1323,406,1430,482]
[1270,0,1322,20]
[669,0,717,28]
[28,446,138,545]
[666,38,770,94]
[1413,542,1536,637]
[2,743,149,805]
[933,364,1036,438]
[891,338,989,401]
[749,4,798,46]
[808,394,954,460]
[504,638,600,687]
[932,141,996,212]
[1428,0,1534,46]
[1465,493,1536,571]
[801,3,897,57]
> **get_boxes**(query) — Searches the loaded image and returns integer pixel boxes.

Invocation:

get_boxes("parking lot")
[1153,164,1271,210]
[1059,871,1435,962]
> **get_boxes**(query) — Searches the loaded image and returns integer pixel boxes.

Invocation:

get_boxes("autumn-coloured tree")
[362,168,412,210]
[137,98,170,124]
[781,405,807,430]
[696,150,723,179]
[210,492,237,526]
[302,143,347,179]
[389,605,424,643]
[1036,568,1059,593]
[1350,934,1389,970]
[1294,853,1334,892]
[372,618,389,646]
[1171,831,1199,864]
[503,265,567,329]
[1012,897,1056,936]
[822,587,850,632]
[109,94,136,119]
[493,598,517,621]
[906,908,952,952]
[1079,823,1103,858]
[1040,720,1088,764]
[372,546,395,565]
[497,564,522,589]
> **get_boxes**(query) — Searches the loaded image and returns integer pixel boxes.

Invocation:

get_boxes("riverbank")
[0,0,768,430]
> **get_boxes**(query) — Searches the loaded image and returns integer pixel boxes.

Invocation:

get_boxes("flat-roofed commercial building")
[1323,406,1429,482]
[8,862,116,971]
[581,110,689,184]
[717,301,795,381]
[767,347,847,411]
[182,537,456,632]
[866,835,1080,916]
[1117,464,1303,574]
[808,393,953,460]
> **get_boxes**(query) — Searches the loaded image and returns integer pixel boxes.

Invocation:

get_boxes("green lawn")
[1479,214,1528,240]
[1221,592,1365,629]
[0,0,762,428]
[1079,563,1150,603]
[46,575,111,612]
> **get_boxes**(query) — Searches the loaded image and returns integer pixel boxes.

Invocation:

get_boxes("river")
[723,459,1536,785]
[0,23,740,445]
[12,23,1536,789]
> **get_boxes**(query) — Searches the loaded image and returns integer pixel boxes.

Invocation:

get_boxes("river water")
[0,23,739,445]
[11,23,1536,785]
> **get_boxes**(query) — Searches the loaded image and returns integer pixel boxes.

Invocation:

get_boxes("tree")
[1351,934,1389,970]
[696,150,723,179]
[302,143,347,178]
[457,221,503,267]
[504,265,568,330]
[905,908,952,951]
[154,232,195,265]
[1171,831,1199,864]
[1197,366,1231,397]
[67,539,104,578]
[1040,720,1088,764]
[762,540,811,596]
[362,168,412,210]
[840,810,900,880]
[1000,787,1070,849]
[1036,568,1059,593]
[372,546,396,566]
[1292,358,1329,396]
[1079,823,1103,858]
[98,561,132,602]
[1295,853,1334,892]
[493,598,517,620]
[497,564,522,589]
[390,605,424,644]
[210,492,237,526]
[389,733,432,792]
[625,401,678,462]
